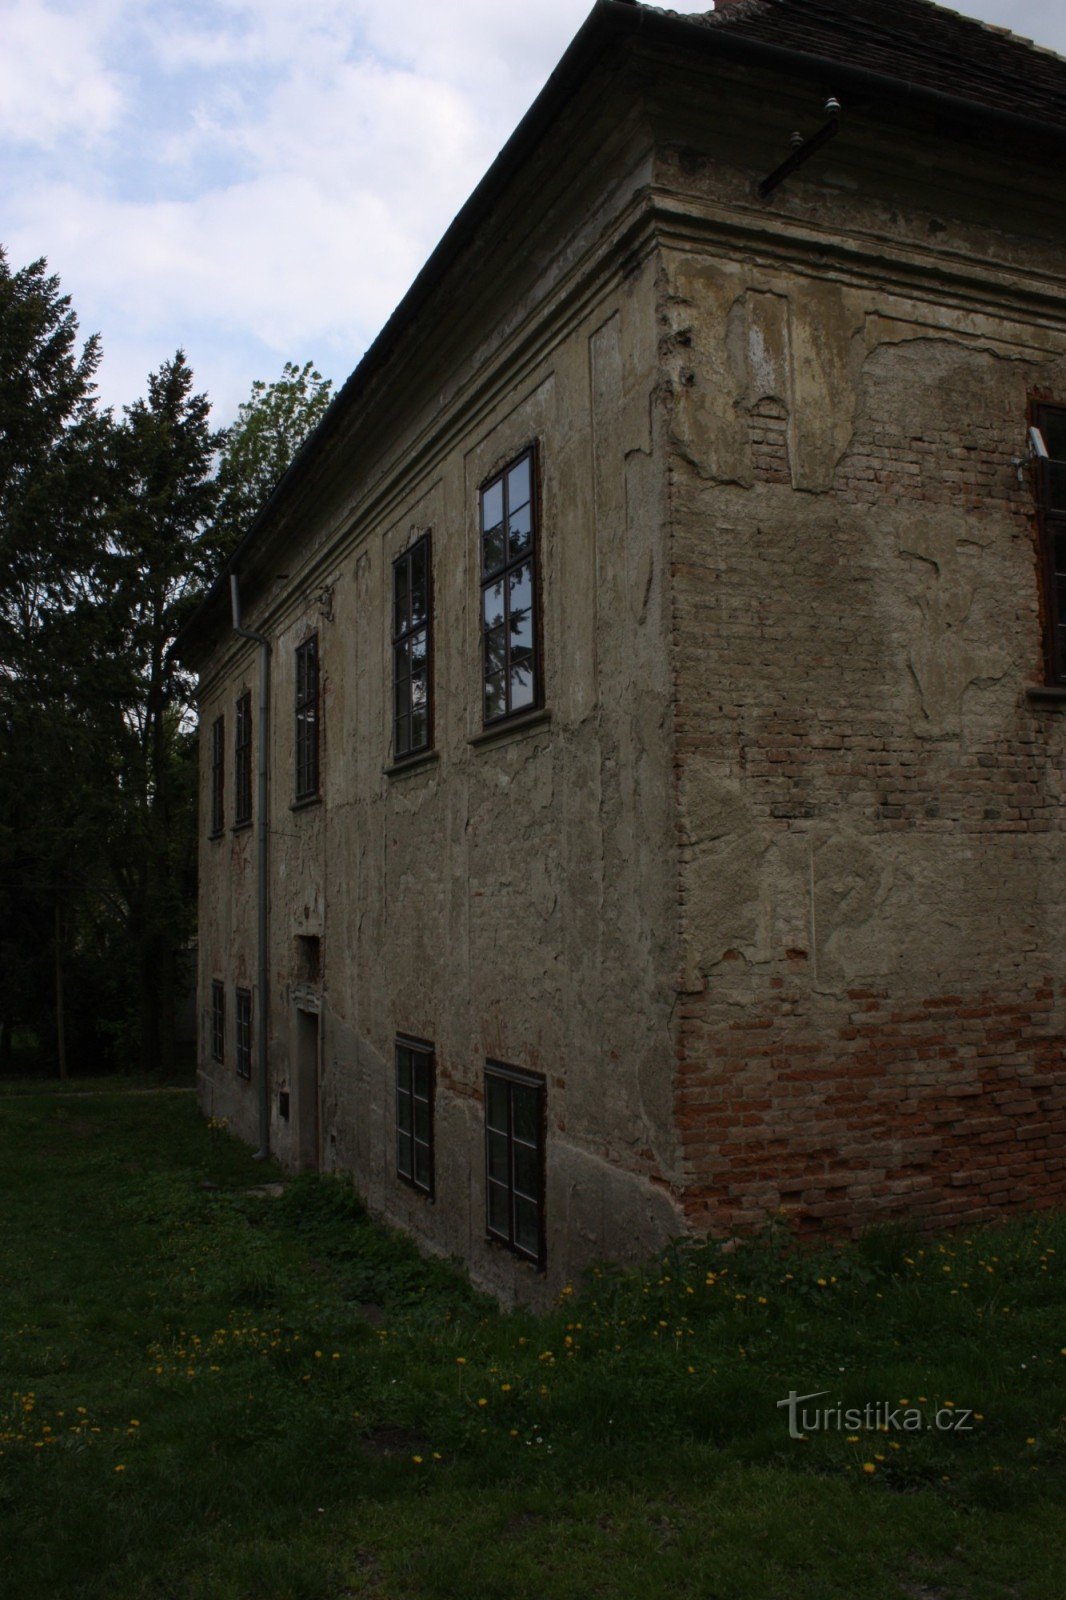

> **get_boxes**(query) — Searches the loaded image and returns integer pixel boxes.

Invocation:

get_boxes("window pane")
[483,579,505,631]
[414,1141,432,1189]
[394,559,409,635]
[398,1128,413,1180]
[484,670,506,722]
[508,499,533,559]
[509,560,532,618]
[410,626,428,673]
[487,1128,510,1183]
[410,704,427,752]
[413,1052,431,1098]
[514,1195,540,1257]
[509,662,534,712]
[513,1083,540,1144]
[414,1096,430,1143]
[1044,413,1066,460]
[509,607,533,656]
[507,455,530,511]
[486,1075,509,1134]
[487,1179,510,1237]
[483,623,506,679]
[513,1140,539,1201]
[410,542,427,626]
[1055,531,1066,577]
[481,479,503,534]
[1050,464,1066,513]
[483,521,506,575]
[397,1048,412,1093]
[395,672,411,719]
[397,1091,413,1137]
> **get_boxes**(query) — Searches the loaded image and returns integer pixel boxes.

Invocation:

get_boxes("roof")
[698,0,1066,131]
[173,0,1066,666]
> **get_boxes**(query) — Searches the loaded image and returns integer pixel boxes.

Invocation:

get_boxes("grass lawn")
[0,1090,1062,1599]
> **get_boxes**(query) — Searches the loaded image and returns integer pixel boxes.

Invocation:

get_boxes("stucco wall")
[195,71,686,1302]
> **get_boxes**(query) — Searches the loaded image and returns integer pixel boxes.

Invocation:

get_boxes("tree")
[0,248,114,1075]
[214,359,333,556]
[103,351,223,1073]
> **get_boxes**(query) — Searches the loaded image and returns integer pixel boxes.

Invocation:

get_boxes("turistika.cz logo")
[777,1390,976,1440]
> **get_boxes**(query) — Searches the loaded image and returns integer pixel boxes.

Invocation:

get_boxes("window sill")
[231,820,253,835]
[469,707,551,751]
[1026,686,1066,704]
[207,830,225,843]
[290,793,322,812]
[383,748,439,779]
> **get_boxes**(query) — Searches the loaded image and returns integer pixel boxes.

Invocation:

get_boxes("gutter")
[171,0,1066,664]
[230,575,271,1161]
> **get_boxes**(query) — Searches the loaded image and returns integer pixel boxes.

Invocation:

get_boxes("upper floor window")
[396,1035,434,1196]
[295,635,320,800]
[210,715,224,835]
[392,535,433,760]
[235,987,252,1080]
[484,1062,545,1267]
[210,980,225,1064]
[480,448,541,725]
[1032,404,1066,685]
[234,691,253,826]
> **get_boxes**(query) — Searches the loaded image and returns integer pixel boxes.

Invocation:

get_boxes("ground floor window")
[235,987,252,1080]
[211,980,225,1064]
[484,1062,545,1266]
[396,1036,434,1196]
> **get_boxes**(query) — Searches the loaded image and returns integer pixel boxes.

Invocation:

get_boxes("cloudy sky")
[2,0,1063,424]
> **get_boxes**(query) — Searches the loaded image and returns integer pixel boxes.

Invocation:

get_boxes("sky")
[3,0,1064,426]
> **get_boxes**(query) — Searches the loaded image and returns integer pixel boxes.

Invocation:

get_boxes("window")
[235,987,252,1080]
[210,715,224,835]
[484,1062,545,1266]
[210,980,225,1064]
[396,1036,434,1195]
[480,448,541,724]
[234,692,253,826]
[295,635,320,799]
[392,535,433,760]
[1032,404,1066,685]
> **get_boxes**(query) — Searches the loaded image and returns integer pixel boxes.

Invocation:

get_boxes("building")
[175,0,1066,1301]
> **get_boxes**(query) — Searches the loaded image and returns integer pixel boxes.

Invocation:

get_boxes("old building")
[175,0,1066,1300]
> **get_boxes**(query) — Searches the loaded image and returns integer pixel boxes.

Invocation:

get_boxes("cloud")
[0,0,127,149]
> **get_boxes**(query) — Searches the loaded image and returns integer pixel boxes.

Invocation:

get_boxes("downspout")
[230,574,271,1161]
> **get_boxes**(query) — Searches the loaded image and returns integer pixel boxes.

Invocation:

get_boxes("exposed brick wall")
[668,301,1066,1240]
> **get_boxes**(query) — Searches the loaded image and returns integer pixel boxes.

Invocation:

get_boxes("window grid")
[295,635,320,800]
[210,715,224,835]
[234,692,253,826]
[1034,403,1066,686]
[484,1062,545,1267]
[210,980,225,1064]
[392,535,433,761]
[480,448,541,725]
[396,1037,434,1196]
[235,987,252,1080]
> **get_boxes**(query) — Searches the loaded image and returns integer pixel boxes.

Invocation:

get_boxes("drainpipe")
[230,574,271,1161]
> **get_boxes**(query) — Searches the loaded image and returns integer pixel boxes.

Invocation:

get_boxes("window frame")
[235,986,252,1081]
[479,446,543,727]
[234,691,253,827]
[294,634,320,801]
[391,534,434,762]
[210,715,225,836]
[395,1034,435,1198]
[483,1060,546,1268]
[210,979,225,1064]
[1032,402,1066,687]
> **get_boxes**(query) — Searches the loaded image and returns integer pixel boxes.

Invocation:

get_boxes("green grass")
[0,1092,1062,1599]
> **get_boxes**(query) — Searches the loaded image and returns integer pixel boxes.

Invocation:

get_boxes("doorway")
[295,1007,320,1171]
